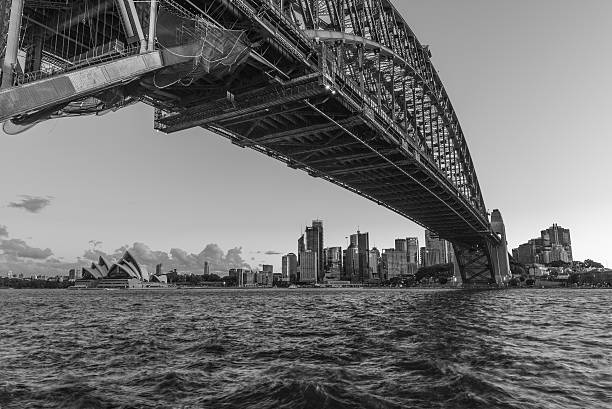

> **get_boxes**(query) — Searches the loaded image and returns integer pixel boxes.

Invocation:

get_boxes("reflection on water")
[0,288,610,408]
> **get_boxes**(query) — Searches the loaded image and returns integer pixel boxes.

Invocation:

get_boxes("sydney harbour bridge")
[0,0,511,286]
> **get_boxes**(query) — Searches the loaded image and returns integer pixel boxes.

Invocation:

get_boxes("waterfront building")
[299,250,318,283]
[282,253,297,283]
[75,251,168,289]
[382,249,409,280]
[257,269,274,286]
[68,268,82,281]
[204,261,210,276]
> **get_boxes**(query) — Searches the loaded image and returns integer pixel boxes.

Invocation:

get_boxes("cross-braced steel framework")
[0,0,507,285]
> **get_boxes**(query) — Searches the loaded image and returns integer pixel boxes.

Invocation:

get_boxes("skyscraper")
[298,250,317,283]
[369,247,381,281]
[282,253,297,283]
[394,239,408,252]
[350,231,369,283]
[406,237,419,265]
[298,220,324,281]
[309,220,324,281]
[343,243,358,281]
[382,249,408,280]
[423,230,449,267]
[324,246,342,275]
[297,234,305,265]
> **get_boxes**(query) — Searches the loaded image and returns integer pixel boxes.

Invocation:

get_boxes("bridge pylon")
[453,209,511,288]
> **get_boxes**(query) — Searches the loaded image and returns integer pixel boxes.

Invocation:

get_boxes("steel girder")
[285,0,486,216]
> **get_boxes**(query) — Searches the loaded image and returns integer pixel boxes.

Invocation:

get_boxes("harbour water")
[0,288,610,408]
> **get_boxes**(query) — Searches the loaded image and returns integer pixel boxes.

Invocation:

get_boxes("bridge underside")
[155,72,487,246]
[0,0,510,286]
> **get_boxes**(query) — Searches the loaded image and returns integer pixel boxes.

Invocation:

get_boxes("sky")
[1,0,612,275]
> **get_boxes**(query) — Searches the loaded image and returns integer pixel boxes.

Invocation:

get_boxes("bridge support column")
[453,209,511,287]
[1,0,24,89]
[489,209,511,285]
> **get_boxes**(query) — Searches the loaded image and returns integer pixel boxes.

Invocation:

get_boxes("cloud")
[8,196,52,213]
[264,250,281,255]
[0,225,7,238]
[0,238,53,259]
[1,240,252,277]
[88,240,103,248]
[167,244,250,273]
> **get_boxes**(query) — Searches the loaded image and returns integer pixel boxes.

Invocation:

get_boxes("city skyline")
[2,0,612,274]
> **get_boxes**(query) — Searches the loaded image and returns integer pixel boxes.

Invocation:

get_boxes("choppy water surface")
[0,288,610,408]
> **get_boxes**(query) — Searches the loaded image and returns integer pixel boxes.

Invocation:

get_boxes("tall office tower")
[306,220,324,281]
[282,253,298,282]
[349,231,370,283]
[344,243,358,280]
[203,261,210,276]
[382,249,409,280]
[394,239,408,252]
[424,229,449,267]
[297,234,305,265]
[369,247,381,281]
[156,263,163,276]
[406,237,420,265]
[324,246,343,274]
[298,250,318,283]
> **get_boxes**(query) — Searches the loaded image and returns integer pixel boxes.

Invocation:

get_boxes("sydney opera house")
[74,251,170,289]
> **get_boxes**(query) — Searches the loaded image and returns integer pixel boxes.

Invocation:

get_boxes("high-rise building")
[382,249,408,280]
[306,220,324,281]
[297,220,324,281]
[324,246,342,275]
[343,244,358,281]
[203,261,210,276]
[282,253,298,283]
[423,230,450,267]
[394,239,408,252]
[349,231,370,283]
[406,237,419,265]
[297,234,305,265]
[299,250,318,283]
[369,247,381,281]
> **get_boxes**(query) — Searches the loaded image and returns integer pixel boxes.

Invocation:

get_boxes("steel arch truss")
[284,0,485,216]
